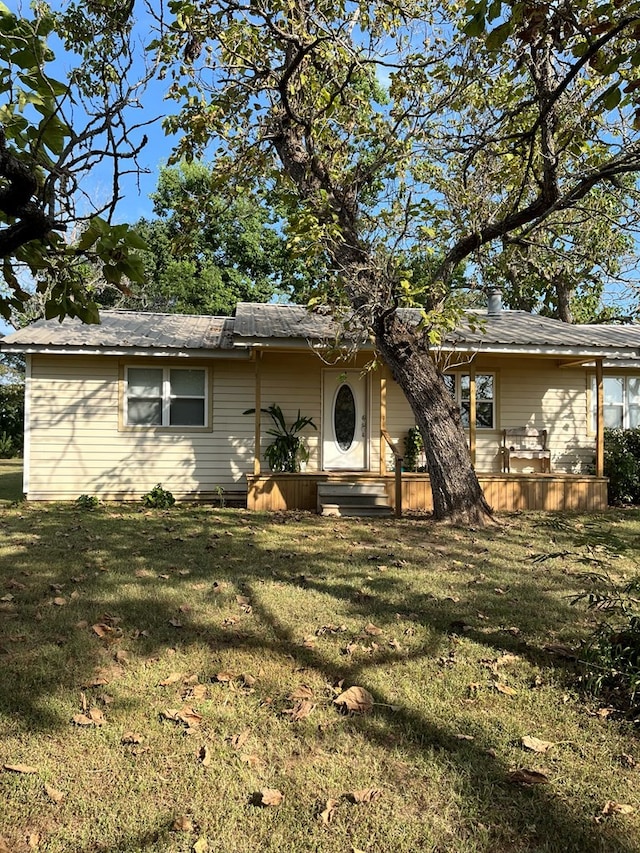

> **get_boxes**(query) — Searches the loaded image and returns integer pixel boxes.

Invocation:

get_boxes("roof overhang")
[0,344,251,359]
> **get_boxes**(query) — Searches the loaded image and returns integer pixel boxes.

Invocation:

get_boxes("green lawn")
[0,458,23,504]
[1,503,640,852]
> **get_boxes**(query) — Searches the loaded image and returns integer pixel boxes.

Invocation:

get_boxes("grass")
[1,501,640,852]
[0,458,23,504]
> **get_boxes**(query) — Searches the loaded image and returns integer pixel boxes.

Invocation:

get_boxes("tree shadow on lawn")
[0,505,637,853]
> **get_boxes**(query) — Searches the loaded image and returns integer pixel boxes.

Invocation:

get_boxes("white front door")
[322,370,368,470]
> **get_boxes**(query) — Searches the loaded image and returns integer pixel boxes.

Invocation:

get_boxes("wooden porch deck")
[246,472,608,514]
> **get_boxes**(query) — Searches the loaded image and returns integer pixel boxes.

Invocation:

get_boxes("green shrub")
[141,483,176,509]
[0,431,14,459]
[75,494,99,510]
[403,426,425,472]
[604,428,640,504]
[572,572,640,715]
[0,384,24,457]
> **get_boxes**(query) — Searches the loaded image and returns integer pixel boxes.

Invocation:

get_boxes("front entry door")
[322,370,368,470]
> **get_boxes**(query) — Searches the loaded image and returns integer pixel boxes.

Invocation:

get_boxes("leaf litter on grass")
[3,504,640,852]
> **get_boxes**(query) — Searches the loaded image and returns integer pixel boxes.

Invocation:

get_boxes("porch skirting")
[245,473,609,514]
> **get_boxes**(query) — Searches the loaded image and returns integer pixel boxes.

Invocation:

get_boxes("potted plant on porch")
[244,404,317,473]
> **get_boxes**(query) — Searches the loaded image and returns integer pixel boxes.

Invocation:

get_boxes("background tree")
[479,187,638,324]
[0,1,150,323]
[149,0,640,523]
[96,162,318,314]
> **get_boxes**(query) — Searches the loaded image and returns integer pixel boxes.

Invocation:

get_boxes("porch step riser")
[317,483,388,497]
[318,479,393,517]
[319,495,390,507]
[321,504,393,517]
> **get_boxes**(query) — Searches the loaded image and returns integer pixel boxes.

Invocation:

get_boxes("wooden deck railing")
[381,428,403,518]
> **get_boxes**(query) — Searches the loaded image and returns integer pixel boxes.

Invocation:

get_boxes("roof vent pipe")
[487,288,502,316]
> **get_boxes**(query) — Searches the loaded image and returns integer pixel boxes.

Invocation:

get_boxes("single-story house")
[2,300,640,513]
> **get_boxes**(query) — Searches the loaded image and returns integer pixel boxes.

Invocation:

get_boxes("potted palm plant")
[244,404,317,473]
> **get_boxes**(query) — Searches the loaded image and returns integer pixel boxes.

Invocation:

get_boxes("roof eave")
[0,344,250,359]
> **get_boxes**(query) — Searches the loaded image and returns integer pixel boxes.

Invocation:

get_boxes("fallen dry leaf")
[334,685,374,715]
[199,745,211,767]
[72,713,97,727]
[602,801,634,816]
[521,735,554,754]
[121,732,144,745]
[4,763,37,774]
[543,643,576,659]
[184,684,208,701]
[507,768,549,786]
[230,729,250,750]
[364,622,383,636]
[52,597,66,607]
[284,699,315,722]
[193,838,209,853]
[454,733,475,741]
[44,783,64,803]
[215,671,235,683]
[289,685,314,701]
[348,788,383,804]
[320,797,340,825]
[168,617,183,628]
[258,788,284,807]
[240,753,262,768]
[158,672,184,687]
[171,815,194,832]
[27,832,40,849]
[494,683,517,697]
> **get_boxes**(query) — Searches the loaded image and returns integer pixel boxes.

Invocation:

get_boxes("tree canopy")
[98,162,318,315]
[0,1,150,324]
[143,0,640,522]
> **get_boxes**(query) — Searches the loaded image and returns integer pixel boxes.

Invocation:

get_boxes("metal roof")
[233,303,640,358]
[2,304,640,360]
[0,311,237,355]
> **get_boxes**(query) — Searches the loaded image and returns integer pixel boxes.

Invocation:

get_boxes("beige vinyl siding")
[26,350,596,501]
[498,359,591,473]
[384,374,413,471]
[378,357,593,474]
[259,352,323,469]
[27,355,255,500]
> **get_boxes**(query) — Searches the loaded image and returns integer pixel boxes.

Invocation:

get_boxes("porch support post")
[254,352,262,476]
[596,358,604,478]
[469,366,477,466]
[380,373,387,476]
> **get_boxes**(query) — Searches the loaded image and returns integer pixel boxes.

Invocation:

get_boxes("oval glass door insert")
[334,384,356,451]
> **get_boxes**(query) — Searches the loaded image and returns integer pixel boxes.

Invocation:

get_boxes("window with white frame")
[443,372,495,429]
[125,367,208,427]
[591,376,640,431]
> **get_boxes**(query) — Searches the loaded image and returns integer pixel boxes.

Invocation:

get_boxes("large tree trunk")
[271,119,493,524]
[374,310,494,525]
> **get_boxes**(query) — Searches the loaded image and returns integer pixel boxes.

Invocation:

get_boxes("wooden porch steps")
[317,481,393,517]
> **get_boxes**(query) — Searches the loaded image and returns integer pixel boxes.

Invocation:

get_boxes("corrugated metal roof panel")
[2,304,640,358]
[1,311,235,351]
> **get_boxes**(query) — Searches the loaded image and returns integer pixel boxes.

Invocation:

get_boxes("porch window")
[125,367,207,427]
[591,376,640,431]
[443,372,495,429]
